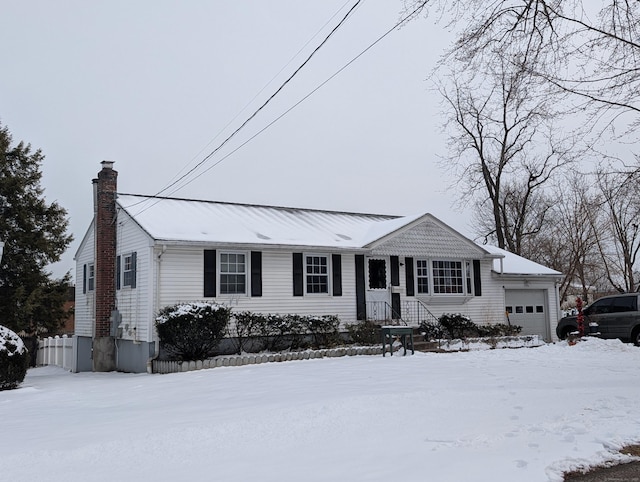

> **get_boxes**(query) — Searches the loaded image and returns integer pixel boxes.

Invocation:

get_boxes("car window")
[586,298,614,315]
[610,296,638,313]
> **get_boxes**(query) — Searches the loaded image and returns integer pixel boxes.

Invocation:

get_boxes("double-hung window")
[306,255,328,294]
[416,259,429,294]
[220,252,246,294]
[123,254,135,287]
[87,263,95,291]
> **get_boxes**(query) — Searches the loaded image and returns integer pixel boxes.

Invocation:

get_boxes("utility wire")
[149,0,361,200]
[161,0,356,190]
[129,1,430,215]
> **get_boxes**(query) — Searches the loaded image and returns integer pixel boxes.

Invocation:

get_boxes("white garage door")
[505,289,549,341]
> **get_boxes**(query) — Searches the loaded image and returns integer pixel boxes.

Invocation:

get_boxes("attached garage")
[505,289,550,341]
[483,245,563,342]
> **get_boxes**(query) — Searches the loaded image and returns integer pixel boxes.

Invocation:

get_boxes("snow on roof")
[117,194,414,249]
[481,244,562,276]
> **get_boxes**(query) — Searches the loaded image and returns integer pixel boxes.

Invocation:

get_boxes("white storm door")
[365,256,391,321]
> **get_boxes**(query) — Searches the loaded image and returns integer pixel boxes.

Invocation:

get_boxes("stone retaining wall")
[152,345,384,374]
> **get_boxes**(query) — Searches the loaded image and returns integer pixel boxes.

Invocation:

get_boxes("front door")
[365,256,392,321]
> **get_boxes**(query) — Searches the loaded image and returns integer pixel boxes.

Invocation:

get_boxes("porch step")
[393,327,446,353]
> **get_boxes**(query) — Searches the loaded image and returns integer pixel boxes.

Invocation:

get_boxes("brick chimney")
[92,160,117,371]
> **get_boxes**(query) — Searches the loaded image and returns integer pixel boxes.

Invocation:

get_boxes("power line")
[151,1,362,198]
[130,1,430,215]
[161,0,357,190]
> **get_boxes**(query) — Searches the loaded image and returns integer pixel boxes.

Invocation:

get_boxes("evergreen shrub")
[439,313,479,339]
[0,325,29,391]
[231,312,341,352]
[420,314,522,340]
[346,319,381,345]
[156,302,230,360]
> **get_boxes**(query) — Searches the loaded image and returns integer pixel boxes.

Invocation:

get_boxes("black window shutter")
[131,252,137,289]
[405,257,415,296]
[116,256,121,290]
[390,256,400,286]
[473,259,482,296]
[332,254,342,296]
[83,264,87,294]
[392,293,401,319]
[355,255,366,320]
[204,250,216,297]
[251,251,262,297]
[293,253,303,296]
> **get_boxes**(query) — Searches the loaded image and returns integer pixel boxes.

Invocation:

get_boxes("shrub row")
[155,303,344,360]
[155,304,524,362]
[420,313,522,340]
[231,312,341,353]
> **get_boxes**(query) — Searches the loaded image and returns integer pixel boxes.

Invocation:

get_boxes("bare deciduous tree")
[531,177,604,304]
[590,165,640,292]
[438,58,571,253]
[410,0,640,132]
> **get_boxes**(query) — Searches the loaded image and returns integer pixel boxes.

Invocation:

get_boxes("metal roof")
[117,194,422,249]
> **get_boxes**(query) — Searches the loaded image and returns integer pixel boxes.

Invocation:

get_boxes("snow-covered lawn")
[2,338,640,482]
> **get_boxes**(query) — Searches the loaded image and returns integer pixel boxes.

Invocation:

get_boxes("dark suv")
[556,293,640,345]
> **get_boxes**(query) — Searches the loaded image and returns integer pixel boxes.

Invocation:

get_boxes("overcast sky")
[1,1,465,280]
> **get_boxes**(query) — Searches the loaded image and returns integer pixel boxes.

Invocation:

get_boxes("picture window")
[432,260,463,294]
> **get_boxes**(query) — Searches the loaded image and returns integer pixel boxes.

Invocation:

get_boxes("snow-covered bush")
[231,312,341,352]
[476,323,522,337]
[346,319,381,345]
[420,314,522,340]
[439,313,478,339]
[156,302,230,360]
[0,325,29,391]
[418,319,445,341]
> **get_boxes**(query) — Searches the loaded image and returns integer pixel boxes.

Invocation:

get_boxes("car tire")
[631,327,640,347]
[560,326,576,340]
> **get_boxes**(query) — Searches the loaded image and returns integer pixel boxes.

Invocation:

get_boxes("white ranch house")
[74,162,562,372]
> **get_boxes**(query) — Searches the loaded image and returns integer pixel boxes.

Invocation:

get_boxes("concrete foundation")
[92,336,116,371]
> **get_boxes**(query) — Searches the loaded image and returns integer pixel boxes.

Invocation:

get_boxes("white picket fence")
[37,335,74,371]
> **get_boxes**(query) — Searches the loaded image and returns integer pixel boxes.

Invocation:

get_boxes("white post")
[0,240,4,263]
[61,335,69,370]
[54,336,62,367]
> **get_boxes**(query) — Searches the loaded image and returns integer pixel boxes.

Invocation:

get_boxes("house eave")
[150,238,371,253]
[492,271,563,282]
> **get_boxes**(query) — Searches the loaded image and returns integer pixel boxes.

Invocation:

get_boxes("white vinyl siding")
[157,249,357,328]
[115,213,153,342]
[74,222,95,338]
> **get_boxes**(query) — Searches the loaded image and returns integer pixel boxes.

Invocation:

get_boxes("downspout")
[147,244,166,374]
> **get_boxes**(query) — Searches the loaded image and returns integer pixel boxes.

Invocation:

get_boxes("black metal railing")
[365,301,407,325]
[402,300,439,326]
